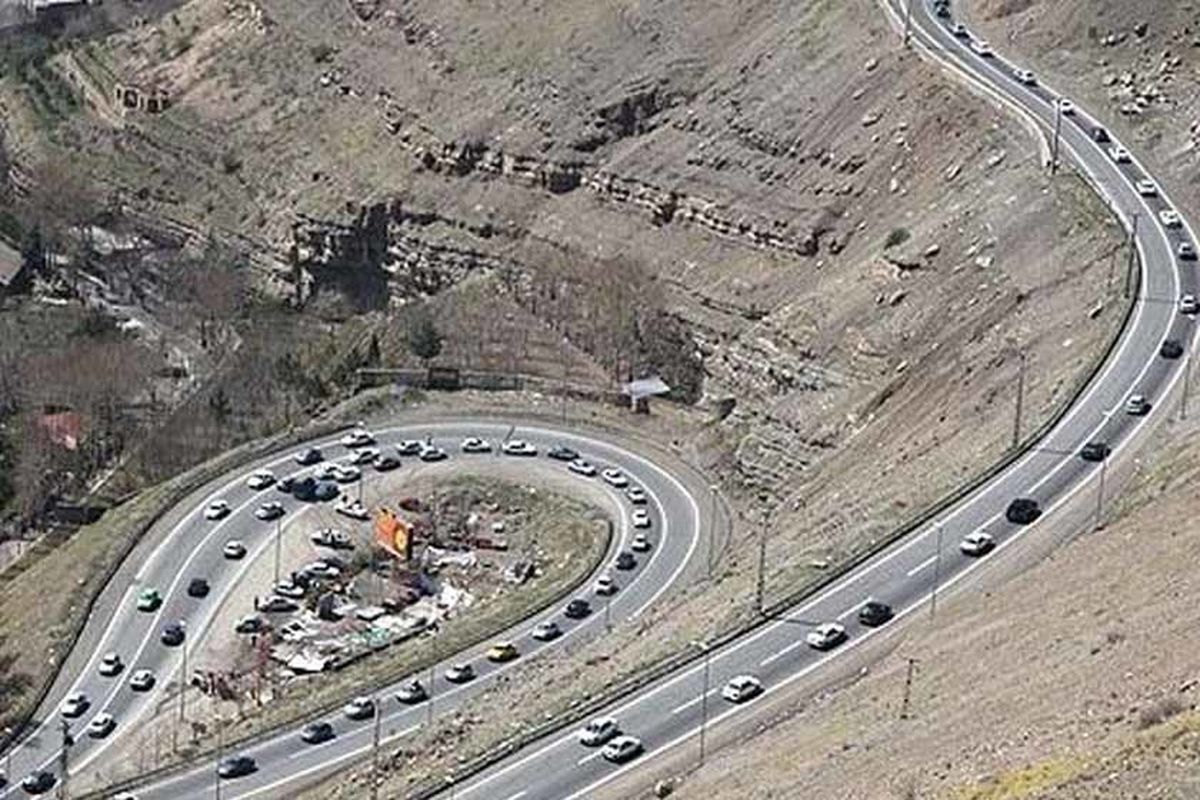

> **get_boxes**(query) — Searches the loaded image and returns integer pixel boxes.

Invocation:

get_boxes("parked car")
[626,486,647,504]
[217,756,257,779]
[335,497,369,520]
[98,652,124,677]
[300,722,335,745]
[594,574,618,596]
[1057,98,1075,115]
[502,439,538,456]
[568,459,597,477]
[129,669,155,692]
[86,713,116,738]
[614,551,637,571]
[721,674,764,703]
[1005,498,1042,525]
[444,663,476,684]
[260,596,299,614]
[857,599,894,627]
[332,463,362,483]
[806,622,848,651]
[275,581,305,599]
[310,528,353,549]
[20,772,56,795]
[255,501,286,521]
[160,622,185,646]
[347,447,379,465]
[631,509,651,528]
[223,540,247,559]
[960,530,996,556]
[1161,339,1185,359]
[1079,442,1110,462]
[277,474,300,494]
[374,455,401,472]
[419,445,448,462]
[301,561,342,580]
[1135,179,1159,197]
[342,696,375,720]
[396,680,428,704]
[1179,242,1197,261]
[548,445,579,461]
[294,447,323,466]
[631,533,652,552]
[204,500,231,521]
[460,437,492,453]
[1180,294,1199,315]
[396,440,423,456]
[578,716,620,746]
[1160,209,1183,228]
[1109,145,1131,163]
[235,616,268,635]
[565,598,592,619]
[532,620,561,641]
[187,578,210,598]
[601,468,628,488]
[340,429,375,448]
[951,22,968,37]
[601,735,644,763]
[136,588,162,612]
[246,470,275,490]
[486,642,519,663]
[1014,68,1036,85]
[1125,394,1151,416]
[61,691,89,718]
[970,39,993,57]
[1091,126,1110,143]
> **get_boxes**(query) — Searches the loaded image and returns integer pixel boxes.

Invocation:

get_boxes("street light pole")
[273,517,283,587]
[371,695,382,800]
[1182,347,1193,421]
[707,484,719,580]
[903,0,913,47]
[697,643,712,766]
[1011,349,1026,450]
[1094,455,1108,531]
[1125,213,1139,299]
[1050,101,1063,174]
[214,719,222,800]
[58,719,70,800]
[930,523,943,620]
[426,634,436,727]
[755,509,768,615]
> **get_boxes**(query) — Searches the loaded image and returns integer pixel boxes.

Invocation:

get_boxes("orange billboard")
[374,507,412,561]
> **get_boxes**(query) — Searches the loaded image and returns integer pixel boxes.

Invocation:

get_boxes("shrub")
[884,227,911,249]
[1136,696,1188,730]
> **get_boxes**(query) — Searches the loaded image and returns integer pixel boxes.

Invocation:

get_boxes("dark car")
[160,622,185,647]
[235,616,269,635]
[614,551,637,571]
[564,598,592,619]
[187,578,210,598]
[547,445,579,462]
[1091,126,1110,143]
[374,455,401,472]
[300,722,335,745]
[292,477,339,502]
[1005,497,1042,525]
[20,771,56,795]
[1161,339,1185,359]
[217,755,257,779]
[1079,442,1110,463]
[858,599,894,627]
[295,447,323,466]
[277,474,299,494]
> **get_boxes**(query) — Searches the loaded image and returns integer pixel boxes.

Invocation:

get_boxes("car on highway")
[1079,441,1110,462]
[223,540,247,559]
[86,713,116,738]
[260,596,299,614]
[1108,145,1131,163]
[347,447,380,465]
[960,530,996,556]
[98,652,124,677]
[255,501,286,521]
[61,691,89,718]
[548,445,579,461]
[1179,242,1198,261]
[601,468,628,488]
[445,663,476,684]
[460,437,492,453]
[235,616,268,635]
[564,598,592,619]
[721,674,764,704]
[419,444,448,462]
[951,22,968,37]
[532,620,562,641]
[1013,68,1036,85]
[486,641,520,663]
[594,574,618,595]
[136,588,162,612]
[578,716,620,746]
[311,528,352,549]
[970,39,993,57]
[568,459,596,477]
[1091,125,1110,143]
[161,622,185,646]
[626,486,647,504]
[204,500,231,521]
[1180,294,1199,315]
[1057,98,1075,115]
[858,599,894,627]
[1160,209,1183,228]
[396,440,423,456]
[187,577,210,598]
[129,669,155,692]
[20,771,55,795]
[806,622,848,651]
[1161,339,1185,359]
[340,429,375,448]
[1005,498,1042,524]
[601,735,644,763]
[1125,394,1152,416]
[632,532,652,552]
[374,454,401,472]
[335,497,369,520]
[246,470,275,490]
[217,755,257,779]
[332,463,361,483]
[396,680,428,704]
[295,447,323,466]
[300,722,335,745]
[614,551,637,571]
[1135,178,1159,197]
[342,696,376,720]
[631,509,651,528]
[275,581,305,599]
[502,439,538,456]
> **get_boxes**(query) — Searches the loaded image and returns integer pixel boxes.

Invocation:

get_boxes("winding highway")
[2,0,1197,798]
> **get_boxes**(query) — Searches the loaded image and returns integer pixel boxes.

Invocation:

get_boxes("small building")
[622,376,671,413]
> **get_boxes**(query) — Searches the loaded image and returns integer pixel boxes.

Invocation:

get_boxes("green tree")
[407,308,443,366]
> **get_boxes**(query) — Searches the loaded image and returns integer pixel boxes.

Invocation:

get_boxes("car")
[1079,442,1111,462]
[315,463,341,481]
[277,474,299,494]
[601,735,643,763]
[332,463,362,483]
[260,596,299,614]
[246,470,275,490]
[223,540,247,559]
[626,486,647,504]
[960,530,996,556]
[1109,145,1131,163]
[311,528,353,549]
[136,588,162,612]
[614,551,637,571]
[568,459,596,477]
[547,445,579,461]
[970,40,993,57]
[204,500,231,521]
[86,713,116,738]
[275,581,305,599]
[1160,209,1182,228]
[721,674,764,703]
[129,669,155,692]
[340,429,375,448]
[1161,339,1185,359]
[1180,294,1199,315]
[347,447,380,465]
[98,652,124,677]
[396,680,428,704]
[301,560,342,580]
[858,599,894,627]
[1125,394,1151,416]
[601,468,628,488]
[578,716,620,746]
[255,501,285,521]
[445,663,475,683]
[951,22,968,37]
[295,447,323,466]
[335,497,369,520]
[460,437,492,453]
[502,439,538,456]
[1014,68,1036,85]
[806,622,848,651]
[235,615,268,635]
[20,772,55,795]
[396,439,423,456]
[61,691,89,718]
[1005,497,1042,525]
[1057,98,1076,115]
[294,477,340,502]
[532,620,561,641]
[564,598,591,619]
[419,445,448,462]
[374,455,401,472]
[1179,242,1198,261]
[1091,126,1110,143]
[217,755,257,779]
[300,721,335,744]
[1135,179,1159,197]
[595,574,618,595]
[187,578,210,598]
[631,532,652,552]
[486,641,519,663]
[631,509,651,528]
[342,696,375,720]
[934,1,949,18]
[160,622,185,646]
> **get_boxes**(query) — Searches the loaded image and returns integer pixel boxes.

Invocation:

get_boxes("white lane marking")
[906,555,937,577]
[575,751,602,767]
[835,605,859,622]
[759,639,806,668]
[501,792,527,800]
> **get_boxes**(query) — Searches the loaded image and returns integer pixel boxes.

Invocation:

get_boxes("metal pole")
[273,517,282,587]
[930,524,943,620]
[179,643,188,727]
[604,593,612,632]
[1011,350,1026,450]
[1125,213,1139,299]
[755,510,768,615]
[371,695,382,800]
[1050,102,1063,174]
[698,647,711,766]
[707,485,718,580]
[903,0,913,46]
[214,721,222,800]
[1092,456,1108,532]
[426,636,435,727]
[57,720,69,800]
[1182,348,1192,421]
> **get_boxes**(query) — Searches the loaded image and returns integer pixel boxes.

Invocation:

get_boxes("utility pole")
[1011,349,1026,450]
[273,516,283,587]
[179,642,189,730]
[1050,102,1063,174]
[1125,213,1139,299]
[57,719,71,800]
[604,592,612,632]
[755,508,768,615]
[899,658,918,720]
[214,720,223,800]
[370,695,383,800]
[1094,455,1108,532]
[903,0,913,47]
[697,643,712,767]
[707,485,719,580]
[426,633,436,727]
[930,524,943,620]
[1182,347,1193,421]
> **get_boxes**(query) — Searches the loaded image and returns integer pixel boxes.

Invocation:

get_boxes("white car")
[1109,145,1131,163]
[419,445,448,462]
[806,622,848,651]
[460,437,491,453]
[594,574,618,596]
[532,620,561,641]
[1057,98,1075,115]
[721,674,764,703]
[445,663,476,683]
[98,652,124,677]
[343,696,375,720]
[255,501,285,521]
[1135,179,1158,197]
[275,581,305,599]
[502,439,538,456]
[631,509,651,528]
[1014,68,1036,85]
[61,691,89,718]
[626,486,647,504]
[951,22,968,37]
[1180,294,1199,315]
[970,39,993,57]
[315,463,341,481]
[204,500,231,521]
[348,447,380,465]
[601,735,643,763]
[578,716,620,746]
[340,429,375,448]
[333,463,362,483]
[246,470,275,490]
[335,497,368,520]
[86,712,116,738]
[302,560,342,580]
[1179,242,1197,261]
[310,528,351,548]
[568,459,596,477]
[396,439,423,456]
[959,530,996,556]
[601,468,628,488]
[1160,209,1182,228]
[631,532,652,552]
[223,540,247,559]
[129,669,155,691]
[1124,394,1151,416]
